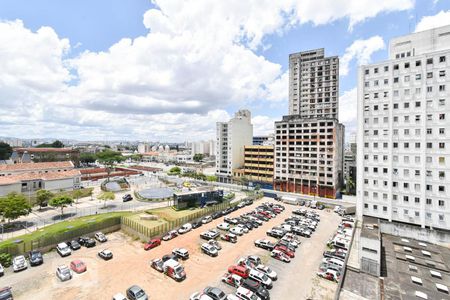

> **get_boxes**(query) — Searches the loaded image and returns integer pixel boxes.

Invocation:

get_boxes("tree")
[96,150,125,181]
[97,191,115,208]
[193,153,204,162]
[206,175,217,182]
[72,189,84,204]
[0,193,32,223]
[49,195,73,216]
[36,190,53,210]
[168,166,181,175]
[80,153,97,164]
[0,142,13,160]
[36,140,64,148]
[130,154,143,162]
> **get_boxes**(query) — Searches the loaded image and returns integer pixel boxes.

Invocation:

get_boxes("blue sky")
[0,0,450,142]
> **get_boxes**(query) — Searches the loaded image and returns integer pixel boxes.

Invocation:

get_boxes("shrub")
[0,252,12,267]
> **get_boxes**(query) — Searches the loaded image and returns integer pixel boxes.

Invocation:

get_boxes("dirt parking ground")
[2,198,341,300]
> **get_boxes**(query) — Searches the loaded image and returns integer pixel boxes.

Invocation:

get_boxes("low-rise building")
[10,147,80,166]
[233,145,274,189]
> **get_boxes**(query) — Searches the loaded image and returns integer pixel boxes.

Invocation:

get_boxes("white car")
[112,293,127,300]
[217,222,231,231]
[56,265,72,281]
[235,286,261,300]
[190,292,214,300]
[236,224,249,233]
[230,227,244,236]
[281,237,299,248]
[178,223,193,234]
[248,269,272,289]
[202,216,213,224]
[56,242,72,257]
[12,255,28,272]
[255,264,277,281]
[0,263,4,276]
[95,232,107,242]
[201,243,218,257]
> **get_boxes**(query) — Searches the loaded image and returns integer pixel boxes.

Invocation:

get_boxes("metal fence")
[121,201,235,240]
[0,216,122,256]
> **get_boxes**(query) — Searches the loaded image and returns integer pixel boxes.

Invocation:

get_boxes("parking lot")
[3,198,342,300]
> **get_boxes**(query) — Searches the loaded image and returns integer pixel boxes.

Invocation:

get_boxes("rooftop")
[0,169,81,185]
[14,147,78,153]
[0,161,74,172]
[361,216,381,240]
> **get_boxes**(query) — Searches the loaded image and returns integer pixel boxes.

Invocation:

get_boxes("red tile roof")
[0,161,74,172]
[0,169,81,185]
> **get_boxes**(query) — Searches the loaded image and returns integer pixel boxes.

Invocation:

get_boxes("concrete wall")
[380,220,450,246]
[0,183,21,197]
[44,177,75,192]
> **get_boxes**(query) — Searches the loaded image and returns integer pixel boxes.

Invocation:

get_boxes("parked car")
[276,240,296,253]
[70,260,87,273]
[178,223,193,234]
[94,232,107,243]
[224,216,239,224]
[211,212,222,219]
[228,265,249,278]
[162,230,178,241]
[0,264,3,277]
[163,259,186,282]
[217,222,231,231]
[270,250,290,263]
[56,242,72,257]
[78,236,96,248]
[150,258,164,272]
[254,239,274,251]
[236,224,249,233]
[28,250,43,266]
[274,245,295,258]
[12,255,27,272]
[189,292,214,300]
[248,269,272,289]
[230,227,244,236]
[255,264,277,281]
[144,238,161,250]
[241,279,270,300]
[220,233,237,243]
[246,255,261,266]
[56,265,72,281]
[162,254,179,262]
[112,293,127,300]
[126,285,148,300]
[122,194,133,202]
[317,270,339,282]
[98,249,113,260]
[235,286,261,300]
[172,248,189,260]
[203,287,226,300]
[208,239,222,250]
[201,243,218,257]
[221,273,243,287]
[200,230,220,240]
[202,216,213,224]
[67,239,81,250]
[192,220,203,229]
[266,229,284,238]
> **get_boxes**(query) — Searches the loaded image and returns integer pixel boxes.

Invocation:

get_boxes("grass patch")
[127,213,168,230]
[146,206,204,222]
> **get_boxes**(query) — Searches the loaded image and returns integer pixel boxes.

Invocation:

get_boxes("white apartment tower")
[216,110,253,183]
[357,26,450,230]
[274,49,344,198]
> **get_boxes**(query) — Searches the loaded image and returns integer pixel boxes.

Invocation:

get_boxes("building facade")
[216,110,253,183]
[357,26,450,230]
[11,148,80,167]
[274,49,344,198]
[233,145,274,188]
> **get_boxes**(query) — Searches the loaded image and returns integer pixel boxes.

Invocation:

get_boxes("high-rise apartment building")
[216,110,253,183]
[274,49,344,198]
[357,26,450,230]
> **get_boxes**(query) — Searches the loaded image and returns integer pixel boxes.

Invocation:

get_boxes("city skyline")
[1,0,450,142]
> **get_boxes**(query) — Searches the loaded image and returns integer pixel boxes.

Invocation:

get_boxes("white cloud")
[0,1,414,141]
[340,36,385,76]
[415,10,450,32]
[339,88,357,134]
[252,115,277,136]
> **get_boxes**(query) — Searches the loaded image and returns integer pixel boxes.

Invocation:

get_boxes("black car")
[28,250,43,266]
[211,212,222,219]
[162,254,178,263]
[78,237,96,248]
[203,287,226,300]
[122,194,133,202]
[0,287,13,300]
[67,240,81,250]
[242,278,270,300]
[192,220,202,229]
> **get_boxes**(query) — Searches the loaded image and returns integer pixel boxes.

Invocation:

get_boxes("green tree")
[98,191,115,208]
[168,166,181,175]
[96,150,125,181]
[0,142,13,160]
[80,153,97,164]
[72,189,84,204]
[36,189,53,210]
[0,193,32,223]
[49,195,73,216]
[130,154,143,162]
[51,140,64,148]
[206,175,217,182]
[193,153,204,162]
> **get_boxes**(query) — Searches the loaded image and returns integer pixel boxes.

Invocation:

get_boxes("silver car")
[12,255,27,272]
[56,265,72,281]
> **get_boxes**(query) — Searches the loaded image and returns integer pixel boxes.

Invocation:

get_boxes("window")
[439,99,445,106]
[374,67,378,73]
[427,142,432,149]
[384,79,388,85]
[365,69,369,75]
[439,56,446,63]
[427,86,433,93]
[384,66,389,72]
[439,200,445,207]
[426,198,432,205]
[427,72,433,79]
[439,85,446,92]
[404,62,410,68]
[439,128,445,134]
[427,128,432,134]
[416,74,421,80]
[427,58,433,64]
[439,142,445,149]
[415,101,421,107]
[405,75,410,82]
[394,77,399,83]
[415,60,421,67]
[393,103,399,109]
[439,70,446,77]
[394,64,399,70]
[439,186,445,192]
[440,113,446,120]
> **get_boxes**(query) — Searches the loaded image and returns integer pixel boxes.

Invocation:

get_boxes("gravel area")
[2,198,341,300]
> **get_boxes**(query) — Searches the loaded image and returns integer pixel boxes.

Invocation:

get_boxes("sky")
[1,0,450,142]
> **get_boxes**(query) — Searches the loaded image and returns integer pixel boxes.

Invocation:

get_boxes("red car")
[228,265,249,278]
[70,260,87,273]
[258,211,272,219]
[144,238,161,250]
[274,245,295,258]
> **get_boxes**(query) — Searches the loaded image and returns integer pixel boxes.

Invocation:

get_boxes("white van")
[178,223,193,234]
[322,257,344,268]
